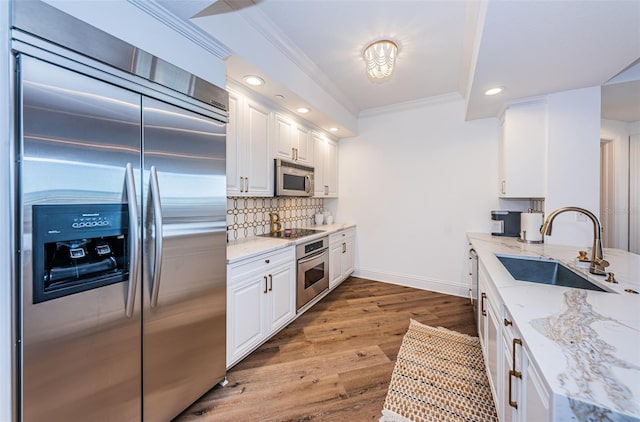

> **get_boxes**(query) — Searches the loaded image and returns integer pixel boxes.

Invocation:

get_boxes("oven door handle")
[125,162,140,318]
[298,248,328,264]
[149,166,163,308]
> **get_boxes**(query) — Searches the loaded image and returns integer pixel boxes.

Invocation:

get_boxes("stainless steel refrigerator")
[13,3,227,420]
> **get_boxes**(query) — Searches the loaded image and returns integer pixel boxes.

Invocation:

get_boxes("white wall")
[333,97,500,296]
[544,86,601,248]
[1,1,12,419]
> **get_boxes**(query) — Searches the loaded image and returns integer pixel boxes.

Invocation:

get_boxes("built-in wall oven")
[296,236,329,310]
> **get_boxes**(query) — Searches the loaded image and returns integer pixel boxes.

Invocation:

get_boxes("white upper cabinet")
[313,132,338,198]
[227,89,272,197]
[293,124,312,165]
[273,112,312,165]
[499,101,546,198]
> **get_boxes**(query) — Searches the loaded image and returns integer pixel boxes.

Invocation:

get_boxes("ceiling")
[160,0,640,131]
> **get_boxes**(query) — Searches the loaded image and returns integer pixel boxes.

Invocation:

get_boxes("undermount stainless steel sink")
[496,254,609,292]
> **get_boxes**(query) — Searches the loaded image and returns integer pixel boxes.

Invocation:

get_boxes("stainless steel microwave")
[275,158,314,197]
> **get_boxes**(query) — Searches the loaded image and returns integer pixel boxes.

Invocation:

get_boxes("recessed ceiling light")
[297,107,310,114]
[274,94,285,100]
[484,87,503,96]
[328,127,339,132]
[244,75,265,86]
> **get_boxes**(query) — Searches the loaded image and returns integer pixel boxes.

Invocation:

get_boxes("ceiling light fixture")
[328,127,339,133]
[363,40,398,82]
[296,107,310,114]
[484,87,503,96]
[244,75,265,86]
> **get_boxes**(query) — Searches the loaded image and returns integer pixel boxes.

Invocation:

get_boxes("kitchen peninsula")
[467,233,640,421]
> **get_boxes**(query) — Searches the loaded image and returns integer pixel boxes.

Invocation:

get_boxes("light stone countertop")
[227,223,356,264]
[467,233,640,420]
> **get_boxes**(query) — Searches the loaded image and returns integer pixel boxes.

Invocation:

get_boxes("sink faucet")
[540,207,609,275]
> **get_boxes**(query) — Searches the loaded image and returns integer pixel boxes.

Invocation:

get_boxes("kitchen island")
[468,233,640,421]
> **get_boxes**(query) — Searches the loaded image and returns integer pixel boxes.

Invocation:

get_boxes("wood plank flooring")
[174,276,477,422]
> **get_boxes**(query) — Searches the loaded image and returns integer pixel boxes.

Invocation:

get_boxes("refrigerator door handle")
[125,162,140,317]
[149,165,164,308]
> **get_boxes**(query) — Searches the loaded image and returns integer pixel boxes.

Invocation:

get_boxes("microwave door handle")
[305,175,311,193]
[125,163,140,318]
[149,166,164,308]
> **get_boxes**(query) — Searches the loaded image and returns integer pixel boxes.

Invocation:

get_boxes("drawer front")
[229,246,295,282]
[330,228,354,246]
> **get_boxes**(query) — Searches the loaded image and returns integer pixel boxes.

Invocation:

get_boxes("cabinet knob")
[265,259,270,264]
[504,318,512,327]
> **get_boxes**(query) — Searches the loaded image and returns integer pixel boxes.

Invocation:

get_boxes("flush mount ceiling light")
[484,87,503,96]
[243,75,265,86]
[296,107,310,114]
[328,127,339,133]
[363,40,398,82]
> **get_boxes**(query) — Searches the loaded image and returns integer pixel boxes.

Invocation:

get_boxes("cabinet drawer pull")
[512,338,522,377]
[504,318,512,327]
[342,243,346,253]
[268,274,273,291]
[481,292,487,317]
[245,177,249,193]
[240,177,245,192]
[263,276,268,294]
[508,369,519,409]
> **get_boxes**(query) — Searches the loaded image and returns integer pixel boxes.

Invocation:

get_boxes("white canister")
[314,213,324,225]
[520,212,544,243]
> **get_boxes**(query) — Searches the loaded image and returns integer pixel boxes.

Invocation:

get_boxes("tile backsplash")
[227,196,324,241]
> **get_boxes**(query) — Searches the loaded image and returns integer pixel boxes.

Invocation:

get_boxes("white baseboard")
[353,267,469,298]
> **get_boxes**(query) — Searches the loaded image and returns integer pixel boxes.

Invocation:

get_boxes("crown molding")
[233,3,360,117]
[359,92,463,119]
[127,0,231,60]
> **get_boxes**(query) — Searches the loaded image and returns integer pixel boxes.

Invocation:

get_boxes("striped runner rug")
[380,319,499,422]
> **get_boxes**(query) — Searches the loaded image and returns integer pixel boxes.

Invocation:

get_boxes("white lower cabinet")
[227,247,295,368]
[477,256,551,421]
[524,350,550,422]
[329,228,355,289]
[478,263,500,403]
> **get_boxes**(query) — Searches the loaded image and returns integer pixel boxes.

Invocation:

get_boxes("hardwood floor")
[174,276,477,422]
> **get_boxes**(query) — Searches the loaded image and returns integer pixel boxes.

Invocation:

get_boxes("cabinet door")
[265,261,296,335]
[499,101,546,198]
[329,242,343,289]
[525,351,550,422]
[502,339,517,422]
[486,299,500,404]
[227,276,265,367]
[245,99,272,196]
[226,91,244,195]
[313,133,326,196]
[341,236,354,277]
[294,124,312,165]
[273,113,294,161]
[325,139,338,197]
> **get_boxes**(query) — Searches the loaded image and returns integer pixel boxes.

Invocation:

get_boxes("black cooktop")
[258,228,323,240]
